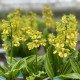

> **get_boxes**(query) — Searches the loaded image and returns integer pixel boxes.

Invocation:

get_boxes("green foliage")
[0,58,23,80]
[45,46,55,79]
[57,73,80,79]
[44,46,80,80]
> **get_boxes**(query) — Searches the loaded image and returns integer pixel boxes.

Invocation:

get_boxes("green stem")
[11,26,13,63]
[35,49,38,80]
[36,49,37,74]
[10,25,13,80]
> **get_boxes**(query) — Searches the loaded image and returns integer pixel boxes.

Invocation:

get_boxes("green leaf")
[69,57,80,73]
[11,59,24,70]
[0,65,8,73]
[11,69,20,79]
[59,60,72,74]
[77,49,80,61]
[57,73,80,79]
[27,55,44,74]
[44,46,55,79]
[6,57,17,67]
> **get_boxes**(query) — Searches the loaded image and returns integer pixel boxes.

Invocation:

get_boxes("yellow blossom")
[39,39,46,46]
[2,29,9,35]
[48,34,55,45]
[30,31,42,39]
[2,44,10,51]
[42,5,54,28]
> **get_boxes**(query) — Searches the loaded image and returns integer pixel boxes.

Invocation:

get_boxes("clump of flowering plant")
[0,5,80,80]
[1,9,46,57]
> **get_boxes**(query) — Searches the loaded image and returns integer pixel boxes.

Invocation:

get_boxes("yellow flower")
[53,50,57,54]
[66,34,71,39]
[2,29,9,35]
[27,42,34,50]
[30,31,42,39]
[58,51,67,58]
[58,48,69,58]
[33,40,39,48]
[2,35,7,41]
[55,43,60,48]
[42,5,54,28]
[2,44,9,51]
[13,42,20,47]
[39,39,46,46]
[48,34,55,45]
[20,36,28,41]
[71,33,75,38]
[12,36,20,46]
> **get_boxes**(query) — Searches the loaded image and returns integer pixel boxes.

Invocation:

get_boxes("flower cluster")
[27,39,46,50]
[28,11,38,30]
[1,9,46,52]
[42,5,54,28]
[48,14,78,57]
[27,29,46,50]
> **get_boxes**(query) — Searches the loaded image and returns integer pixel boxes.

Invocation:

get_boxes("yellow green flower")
[42,5,54,28]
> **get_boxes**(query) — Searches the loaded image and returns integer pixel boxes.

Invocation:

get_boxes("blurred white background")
[0,0,79,11]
